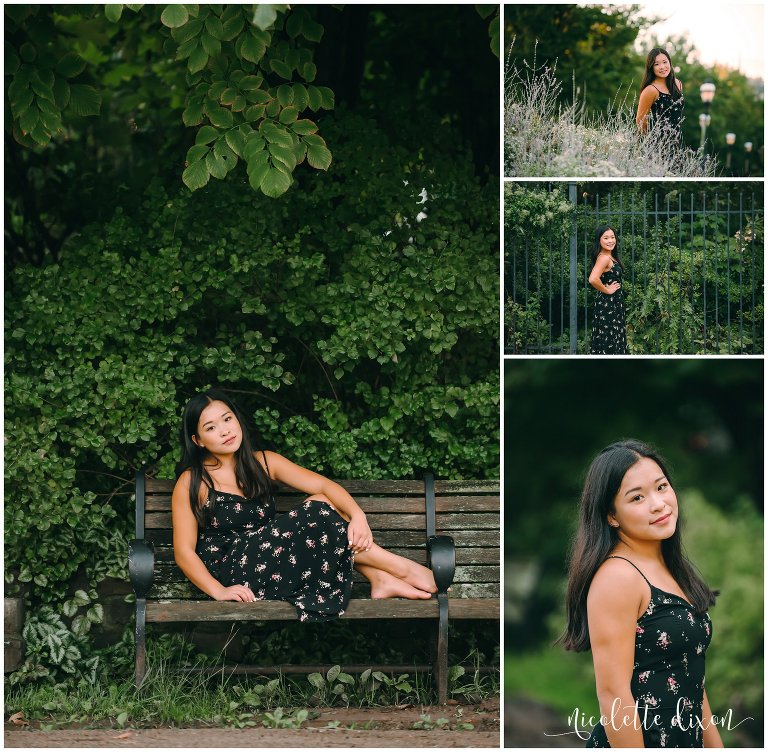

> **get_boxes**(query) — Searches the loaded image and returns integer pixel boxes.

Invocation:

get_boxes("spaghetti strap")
[650,83,662,93]
[606,555,653,589]
[261,449,271,476]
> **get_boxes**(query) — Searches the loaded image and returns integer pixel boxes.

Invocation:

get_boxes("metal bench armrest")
[427,534,455,593]
[128,539,155,598]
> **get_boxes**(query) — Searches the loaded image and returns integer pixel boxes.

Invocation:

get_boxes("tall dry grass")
[504,48,717,178]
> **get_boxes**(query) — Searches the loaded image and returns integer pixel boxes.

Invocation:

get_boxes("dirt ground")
[5,698,500,748]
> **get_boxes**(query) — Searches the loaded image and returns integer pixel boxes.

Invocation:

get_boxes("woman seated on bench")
[172,388,437,622]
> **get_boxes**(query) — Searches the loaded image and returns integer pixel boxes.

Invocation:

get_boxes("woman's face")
[608,457,678,541]
[599,229,616,253]
[652,53,671,79]
[194,400,243,455]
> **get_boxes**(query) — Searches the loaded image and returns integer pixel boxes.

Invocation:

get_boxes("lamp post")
[699,82,716,149]
[744,141,753,176]
[725,132,736,175]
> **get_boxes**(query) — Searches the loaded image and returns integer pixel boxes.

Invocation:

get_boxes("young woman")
[636,48,685,143]
[172,388,437,622]
[588,226,627,355]
[561,440,721,748]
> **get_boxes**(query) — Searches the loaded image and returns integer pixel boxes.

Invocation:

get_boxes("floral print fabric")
[587,556,712,748]
[650,86,684,143]
[590,261,628,354]
[196,489,354,622]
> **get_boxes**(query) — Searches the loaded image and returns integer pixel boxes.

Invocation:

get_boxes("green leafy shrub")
[5,106,499,682]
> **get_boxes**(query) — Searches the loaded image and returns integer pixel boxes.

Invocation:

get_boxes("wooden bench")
[129,470,499,703]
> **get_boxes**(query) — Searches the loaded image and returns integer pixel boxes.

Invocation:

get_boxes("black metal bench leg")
[435,592,449,704]
[135,598,147,688]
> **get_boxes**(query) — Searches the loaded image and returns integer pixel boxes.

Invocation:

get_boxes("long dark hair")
[560,439,716,652]
[640,47,682,99]
[175,388,272,527]
[590,225,622,270]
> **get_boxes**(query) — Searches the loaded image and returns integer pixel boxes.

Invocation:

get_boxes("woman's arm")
[260,451,373,552]
[636,85,658,132]
[588,254,617,293]
[171,472,255,602]
[587,561,646,747]
[701,689,724,747]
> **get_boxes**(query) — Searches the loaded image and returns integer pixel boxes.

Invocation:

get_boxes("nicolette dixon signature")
[544,698,753,740]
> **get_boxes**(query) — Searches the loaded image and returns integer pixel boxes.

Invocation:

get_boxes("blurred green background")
[504,359,763,747]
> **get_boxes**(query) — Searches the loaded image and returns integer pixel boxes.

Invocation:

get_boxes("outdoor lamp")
[726,133,736,146]
[744,142,753,176]
[699,82,716,105]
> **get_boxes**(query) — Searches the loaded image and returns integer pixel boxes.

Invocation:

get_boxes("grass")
[505,646,596,719]
[504,44,718,178]
[6,647,498,730]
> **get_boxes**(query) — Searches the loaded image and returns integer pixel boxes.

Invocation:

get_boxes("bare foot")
[369,570,433,600]
[400,559,438,593]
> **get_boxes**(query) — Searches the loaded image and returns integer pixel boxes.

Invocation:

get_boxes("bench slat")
[151,563,499,586]
[144,478,499,494]
[144,496,500,513]
[144,512,499,531]
[144,528,500,548]
[146,598,500,621]
[147,581,499,600]
[151,545,501,566]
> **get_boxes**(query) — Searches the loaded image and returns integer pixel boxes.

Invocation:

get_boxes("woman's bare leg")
[353,544,437,593]
[305,495,438,595]
[355,563,432,599]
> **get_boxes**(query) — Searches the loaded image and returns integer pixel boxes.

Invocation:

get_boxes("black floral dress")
[649,85,684,143]
[195,481,354,622]
[587,557,713,748]
[590,260,627,354]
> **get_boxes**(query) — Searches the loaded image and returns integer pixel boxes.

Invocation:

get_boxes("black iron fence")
[505,183,764,354]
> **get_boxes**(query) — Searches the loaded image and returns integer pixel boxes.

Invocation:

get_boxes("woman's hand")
[605,282,621,295]
[214,584,256,602]
[347,513,373,554]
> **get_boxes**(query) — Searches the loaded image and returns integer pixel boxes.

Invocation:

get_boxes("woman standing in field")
[561,440,721,748]
[636,48,685,143]
[589,226,627,355]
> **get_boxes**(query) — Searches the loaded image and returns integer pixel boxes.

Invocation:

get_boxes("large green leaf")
[260,165,292,197]
[182,100,204,125]
[278,106,298,124]
[240,31,267,64]
[200,31,221,57]
[291,83,308,111]
[268,142,297,171]
[221,6,245,40]
[225,128,246,157]
[306,140,332,170]
[276,84,293,107]
[185,144,209,163]
[104,5,123,23]
[299,62,316,83]
[161,4,189,28]
[290,119,317,135]
[243,133,266,159]
[207,106,233,128]
[195,124,219,144]
[56,52,87,78]
[206,150,228,179]
[306,85,322,111]
[261,121,293,147]
[270,59,292,80]
[205,14,224,40]
[68,84,101,116]
[182,158,210,190]
[252,5,279,31]
[188,45,208,74]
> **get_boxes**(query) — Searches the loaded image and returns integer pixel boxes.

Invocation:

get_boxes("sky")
[633,2,765,80]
